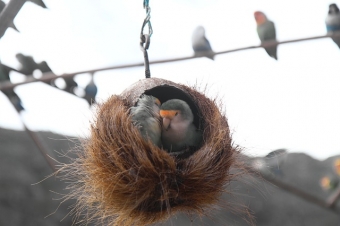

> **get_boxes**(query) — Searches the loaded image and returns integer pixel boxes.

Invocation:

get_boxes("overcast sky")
[0,0,340,160]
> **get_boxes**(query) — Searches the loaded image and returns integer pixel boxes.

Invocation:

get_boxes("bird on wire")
[130,94,162,147]
[160,99,202,153]
[16,53,38,75]
[192,26,215,60]
[37,61,57,87]
[83,74,98,106]
[326,3,340,48]
[0,1,19,32]
[37,61,52,73]
[63,77,78,95]
[254,11,278,60]
[16,53,56,87]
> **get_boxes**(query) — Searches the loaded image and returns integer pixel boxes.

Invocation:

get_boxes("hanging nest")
[60,78,243,226]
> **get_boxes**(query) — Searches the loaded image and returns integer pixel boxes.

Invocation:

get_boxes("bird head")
[15,53,25,63]
[160,99,193,131]
[136,95,161,117]
[254,11,267,25]
[329,3,340,14]
[192,26,206,40]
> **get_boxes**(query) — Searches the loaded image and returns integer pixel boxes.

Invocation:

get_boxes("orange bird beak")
[160,110,178,131]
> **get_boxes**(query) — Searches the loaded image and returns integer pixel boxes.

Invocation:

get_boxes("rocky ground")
[0,127,339,226]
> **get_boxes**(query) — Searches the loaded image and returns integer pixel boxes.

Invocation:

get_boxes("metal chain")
[140,0,153,78]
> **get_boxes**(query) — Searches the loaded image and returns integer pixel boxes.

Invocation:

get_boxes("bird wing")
[326,14,340,32]
[193,36,212,51]
[203,37,212,51]
[38,61,52,73]
[85,84,98,96]
[257,21,276,42]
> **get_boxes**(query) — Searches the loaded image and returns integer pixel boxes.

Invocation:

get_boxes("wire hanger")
[140,0,153,78]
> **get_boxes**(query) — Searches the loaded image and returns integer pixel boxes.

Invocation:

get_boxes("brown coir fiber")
[60,78,242,226]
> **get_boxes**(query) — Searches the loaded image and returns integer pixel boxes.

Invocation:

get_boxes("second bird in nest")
[130,95,162,147]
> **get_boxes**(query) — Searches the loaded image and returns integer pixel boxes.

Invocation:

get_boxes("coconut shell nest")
[60,78,241,226]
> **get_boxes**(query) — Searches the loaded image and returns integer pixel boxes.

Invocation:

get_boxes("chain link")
[140,0,152,78]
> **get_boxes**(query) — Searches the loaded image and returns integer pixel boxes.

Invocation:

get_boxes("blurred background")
[0,0,340,225]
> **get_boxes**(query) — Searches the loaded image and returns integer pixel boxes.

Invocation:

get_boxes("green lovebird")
[160,99,202,153]
[130,95,162,147]
[254,11,278,60]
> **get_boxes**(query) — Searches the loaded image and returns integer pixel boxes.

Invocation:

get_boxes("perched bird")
[254,11,278,60]
[16,53,52,74]
[37,61,52,73]
[192,26,215,60]
[130,95,162,147]
[160,99,202,153]
[63,77,78,94]
[15,53,57,86]
[36,60,58,87]
[28,0,47,8]
[16,53,38,75]
[84,74,98,106]
[325,3,340,48]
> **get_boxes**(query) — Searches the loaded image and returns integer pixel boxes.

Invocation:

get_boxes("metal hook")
[140,34,151,78]
[140,1,152,78]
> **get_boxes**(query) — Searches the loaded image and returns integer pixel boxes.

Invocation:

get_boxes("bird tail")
[265,46,278,60]
[207,53,215,60]
[331,37,340,49]
[194,51,215,60]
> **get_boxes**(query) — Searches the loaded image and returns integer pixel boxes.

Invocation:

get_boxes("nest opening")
[143,85,202,129]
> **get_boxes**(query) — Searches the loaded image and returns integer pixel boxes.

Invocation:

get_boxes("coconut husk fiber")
[59,78,242,226]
